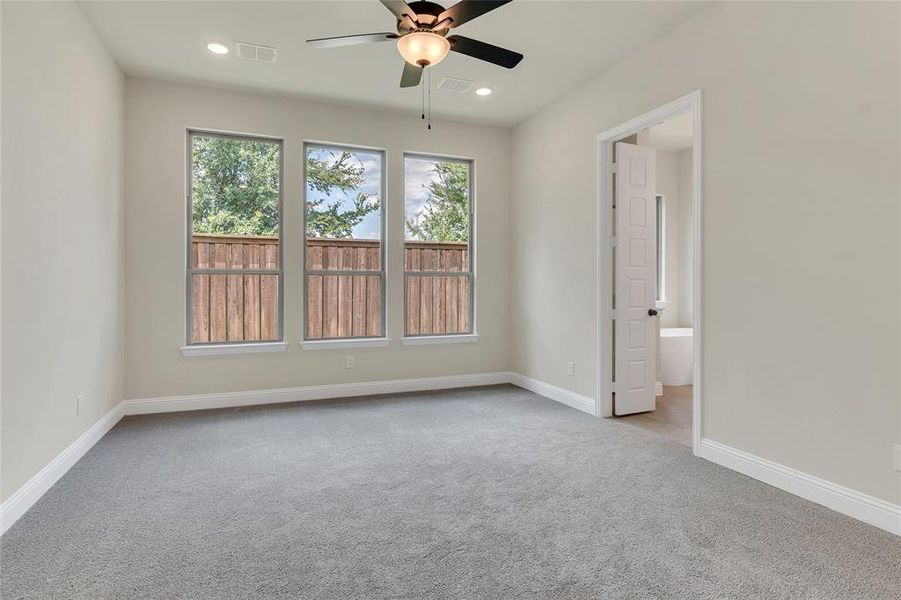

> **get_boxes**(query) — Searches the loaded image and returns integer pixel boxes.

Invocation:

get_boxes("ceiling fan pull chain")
[421,67,425,120]
[427,67,432,131]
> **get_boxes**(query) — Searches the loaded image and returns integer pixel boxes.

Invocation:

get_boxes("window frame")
[184,129,285,347]
[302,141,387,342]
[402,152,476,338]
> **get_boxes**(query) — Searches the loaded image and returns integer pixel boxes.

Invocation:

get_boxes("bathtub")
[660,327,693,386]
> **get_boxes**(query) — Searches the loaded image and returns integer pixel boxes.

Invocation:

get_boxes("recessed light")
[206,42,229,55]
[474,87,493,96]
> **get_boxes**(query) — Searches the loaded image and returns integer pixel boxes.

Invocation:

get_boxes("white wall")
[1,2,124,502]
[511,2,899,503]
[124,78,511,400]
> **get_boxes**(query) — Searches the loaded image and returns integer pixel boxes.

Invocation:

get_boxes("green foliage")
[191,136,280,236]
[192,138,379,239]
[305,150,380,238]
[406,162,470,242]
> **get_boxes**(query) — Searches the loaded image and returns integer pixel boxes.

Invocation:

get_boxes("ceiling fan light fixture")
[397,31,450,67]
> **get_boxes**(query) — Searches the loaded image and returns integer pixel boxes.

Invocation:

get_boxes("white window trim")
[180,342,288,357]
[401,334,479,346]
[301,338,391,350]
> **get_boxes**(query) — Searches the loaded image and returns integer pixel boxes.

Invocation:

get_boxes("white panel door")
[614,142,657,415]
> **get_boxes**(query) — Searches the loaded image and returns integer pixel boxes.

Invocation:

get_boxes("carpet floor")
[2,385,899,599]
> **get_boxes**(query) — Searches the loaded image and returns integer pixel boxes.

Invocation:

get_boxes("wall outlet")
[345,355,355,369]
[76,395,84,416]
[567,361,575,377]
[894,444,901,472]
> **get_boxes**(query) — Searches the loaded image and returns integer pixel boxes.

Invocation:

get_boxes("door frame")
[595,90,703,456]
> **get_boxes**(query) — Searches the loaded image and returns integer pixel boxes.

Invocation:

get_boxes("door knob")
[648,308,658,316]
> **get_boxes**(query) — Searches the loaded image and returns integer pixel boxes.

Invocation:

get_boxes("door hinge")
[609,237,618,247]
[609,163,617,174]
[610,309,617,320]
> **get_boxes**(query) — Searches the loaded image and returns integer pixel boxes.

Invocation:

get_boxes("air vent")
[436,77,473,94]
[237,42,278,64]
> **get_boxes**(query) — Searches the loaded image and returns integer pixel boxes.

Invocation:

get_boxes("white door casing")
[614,142,657,415]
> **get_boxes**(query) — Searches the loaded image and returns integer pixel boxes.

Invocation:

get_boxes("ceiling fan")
[307,0,523,88]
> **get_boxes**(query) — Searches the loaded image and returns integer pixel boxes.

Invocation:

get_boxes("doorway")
[596,91,702,455]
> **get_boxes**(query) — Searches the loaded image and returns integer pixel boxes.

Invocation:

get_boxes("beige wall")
[1,2,125,502]
[511,1,900,503]
[124,78,511,399]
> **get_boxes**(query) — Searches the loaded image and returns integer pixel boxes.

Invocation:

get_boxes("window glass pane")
[305,146,382,270]
[191,273,279,343]
[305,274,381,339]
[404,157,470,273]
[191,135,280,269]
[304,145,384,340]
[404,156,472,336]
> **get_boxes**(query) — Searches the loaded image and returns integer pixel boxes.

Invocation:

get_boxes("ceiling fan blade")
[400,61,423,88]
[447,35,523,69]
[438,0,513,28]
[380,0,418,21]
[307,32,398,49]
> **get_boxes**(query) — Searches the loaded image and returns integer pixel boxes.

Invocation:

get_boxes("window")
[304,143,385,340]
[656,194,665,302]
[187,131,283,345]
[404,154,474,336]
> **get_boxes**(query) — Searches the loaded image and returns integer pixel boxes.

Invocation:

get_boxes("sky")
[404,157,442,240]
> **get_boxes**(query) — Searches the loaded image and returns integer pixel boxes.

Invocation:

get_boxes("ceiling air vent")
[436,77,473,94]
[237,42,278,64]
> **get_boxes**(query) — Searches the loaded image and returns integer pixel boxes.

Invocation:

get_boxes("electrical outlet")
[76,395,84,416]
[567,361,575,377]
[894,444,901,472]
[345,355,355,369]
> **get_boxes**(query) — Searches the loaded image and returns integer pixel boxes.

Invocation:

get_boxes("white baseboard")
[125,371,599,418]
[125,372,512,415]
[0,401,125,536]
[508,373,597,415]
[699,439,901,536]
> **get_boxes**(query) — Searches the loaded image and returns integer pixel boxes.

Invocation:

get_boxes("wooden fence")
[190,234,470,343]
[404,241,470,336]
[190,234,279,343]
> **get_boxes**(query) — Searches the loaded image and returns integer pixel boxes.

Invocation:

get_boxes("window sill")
[401,334,479,346]
[300,338,391,350]
[180,342,288,357]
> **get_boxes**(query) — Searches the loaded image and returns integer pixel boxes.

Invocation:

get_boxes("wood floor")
[615,385,692,447]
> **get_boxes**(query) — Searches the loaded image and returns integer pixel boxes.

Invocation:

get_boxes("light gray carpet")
[2,385,899,599]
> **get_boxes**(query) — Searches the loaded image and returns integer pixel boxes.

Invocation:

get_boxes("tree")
[305,150,380,238]
[406,161,470,242]
[191,137,281,236]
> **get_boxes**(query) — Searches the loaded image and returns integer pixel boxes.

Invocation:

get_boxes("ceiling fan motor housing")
[405,1,446,26]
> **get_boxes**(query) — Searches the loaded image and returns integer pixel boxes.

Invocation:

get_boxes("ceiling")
[80,1,711,127]
[644,112,693,150]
